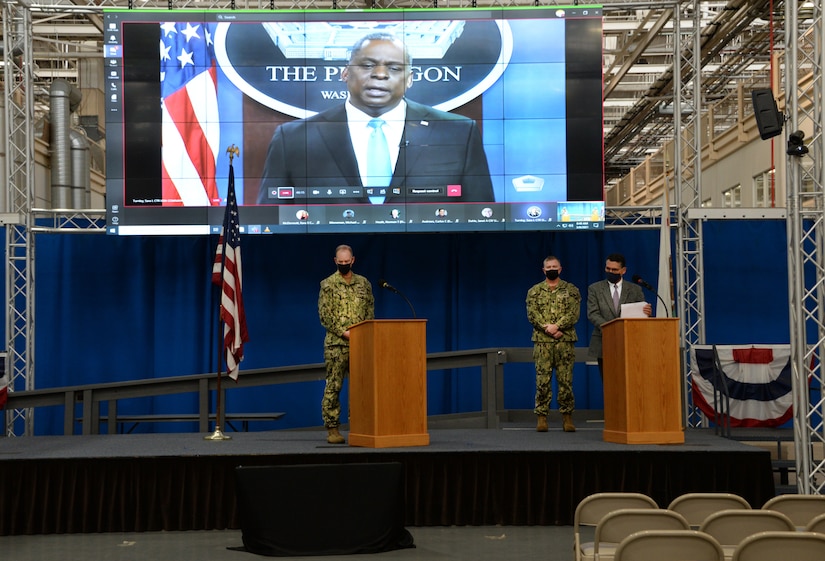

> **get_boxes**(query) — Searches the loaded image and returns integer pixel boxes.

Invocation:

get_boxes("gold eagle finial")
[226,144,240,163]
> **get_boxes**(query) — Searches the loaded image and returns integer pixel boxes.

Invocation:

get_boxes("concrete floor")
[0,525,575,561]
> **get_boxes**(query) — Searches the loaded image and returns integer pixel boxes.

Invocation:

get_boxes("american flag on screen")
[161,21,221,207]
[212,163,249,380]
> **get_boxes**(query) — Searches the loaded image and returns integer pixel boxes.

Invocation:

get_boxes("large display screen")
[103,6,604,235]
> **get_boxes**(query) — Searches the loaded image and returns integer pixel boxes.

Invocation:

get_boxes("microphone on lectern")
[378,279,399,294]
[631,274,655,291]
[631,274,669,317]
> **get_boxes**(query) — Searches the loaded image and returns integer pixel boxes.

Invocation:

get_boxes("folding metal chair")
[614,529,724,561]
[699,509,795,560]
[762,494,825,529]
[732,531,825,561]
[804,512,825,534]
[588,508,690,561]
[667,492,751,528]
[573,493,659,561]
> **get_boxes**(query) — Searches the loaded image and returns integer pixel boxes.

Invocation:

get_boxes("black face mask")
[545,270,560,281]
[337,263,352,275]
[606,272,621,284]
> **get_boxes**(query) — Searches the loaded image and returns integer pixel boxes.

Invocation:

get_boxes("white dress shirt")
[345,100,406,187]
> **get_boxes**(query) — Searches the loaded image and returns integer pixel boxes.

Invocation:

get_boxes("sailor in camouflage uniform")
[318,244,375,444]
[526,255,581,433]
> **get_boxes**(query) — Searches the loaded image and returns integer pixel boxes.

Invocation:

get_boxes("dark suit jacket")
[586,280,646,360]
[256,99,494,204]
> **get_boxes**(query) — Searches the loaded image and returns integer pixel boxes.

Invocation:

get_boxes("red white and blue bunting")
[689,345,793,428]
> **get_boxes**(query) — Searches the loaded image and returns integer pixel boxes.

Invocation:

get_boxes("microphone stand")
[632,275,671,317]
[638,284,671,317]
[381,281,417,318]
[396,289,417,319]
[652,292,671,318]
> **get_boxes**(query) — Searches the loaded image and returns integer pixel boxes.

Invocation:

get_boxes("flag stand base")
[204,428,231,441]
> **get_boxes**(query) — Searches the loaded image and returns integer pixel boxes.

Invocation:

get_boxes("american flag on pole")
[212,162,249,380]
[160,21,221,207]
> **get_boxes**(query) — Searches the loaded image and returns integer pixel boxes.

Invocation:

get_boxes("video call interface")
[104,6,605,235]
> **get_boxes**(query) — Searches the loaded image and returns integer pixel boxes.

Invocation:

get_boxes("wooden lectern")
[602,317,684,444]
[348,319,430,448]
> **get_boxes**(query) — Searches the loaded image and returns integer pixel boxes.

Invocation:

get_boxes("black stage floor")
[0,424,776,536]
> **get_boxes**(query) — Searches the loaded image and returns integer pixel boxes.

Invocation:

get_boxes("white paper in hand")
[620,302,648,318]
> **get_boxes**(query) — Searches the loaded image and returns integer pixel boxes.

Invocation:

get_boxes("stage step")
[774,484,798,495]
[729,428,793,442]
[771,459,797,493]
[728,428,803,496]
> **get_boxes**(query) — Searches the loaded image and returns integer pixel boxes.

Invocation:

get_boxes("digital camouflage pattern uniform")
[318,271,374,428]
[526,279,581,416]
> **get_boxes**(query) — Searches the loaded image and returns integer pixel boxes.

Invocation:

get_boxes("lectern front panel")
[349,319,429,448]
[602,318,683,444]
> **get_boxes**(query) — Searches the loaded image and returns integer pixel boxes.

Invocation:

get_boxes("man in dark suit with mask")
[587,253,652,379]
[256,32,493,205]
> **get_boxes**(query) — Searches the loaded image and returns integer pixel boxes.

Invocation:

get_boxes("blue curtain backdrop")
[22,220,788,435]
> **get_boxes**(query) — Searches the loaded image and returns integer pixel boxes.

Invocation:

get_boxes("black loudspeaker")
[751,88,784,140]
[234,462,414,557]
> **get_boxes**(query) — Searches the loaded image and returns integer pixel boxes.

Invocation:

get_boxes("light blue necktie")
[366,118,391,204]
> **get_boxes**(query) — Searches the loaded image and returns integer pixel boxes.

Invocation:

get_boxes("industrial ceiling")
[0,0,793,185]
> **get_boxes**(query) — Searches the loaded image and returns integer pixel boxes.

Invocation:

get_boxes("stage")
[0,423,775,536]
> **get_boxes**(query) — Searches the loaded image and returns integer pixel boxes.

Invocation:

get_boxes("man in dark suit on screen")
[256,32,494,205]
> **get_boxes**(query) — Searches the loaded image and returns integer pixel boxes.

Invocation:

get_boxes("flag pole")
[205,318,229,441]
[660,172,675,318]
[205,145,240,442]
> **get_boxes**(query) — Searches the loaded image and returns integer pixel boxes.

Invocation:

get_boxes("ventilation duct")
[49,79,82,208]
[70,129,91,209]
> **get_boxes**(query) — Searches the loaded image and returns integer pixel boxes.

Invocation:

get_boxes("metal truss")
[671,2,706,427]
[785,0,825,495]
[605,205,663,228]
[29,209,106,233]
[2,0,36,436]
